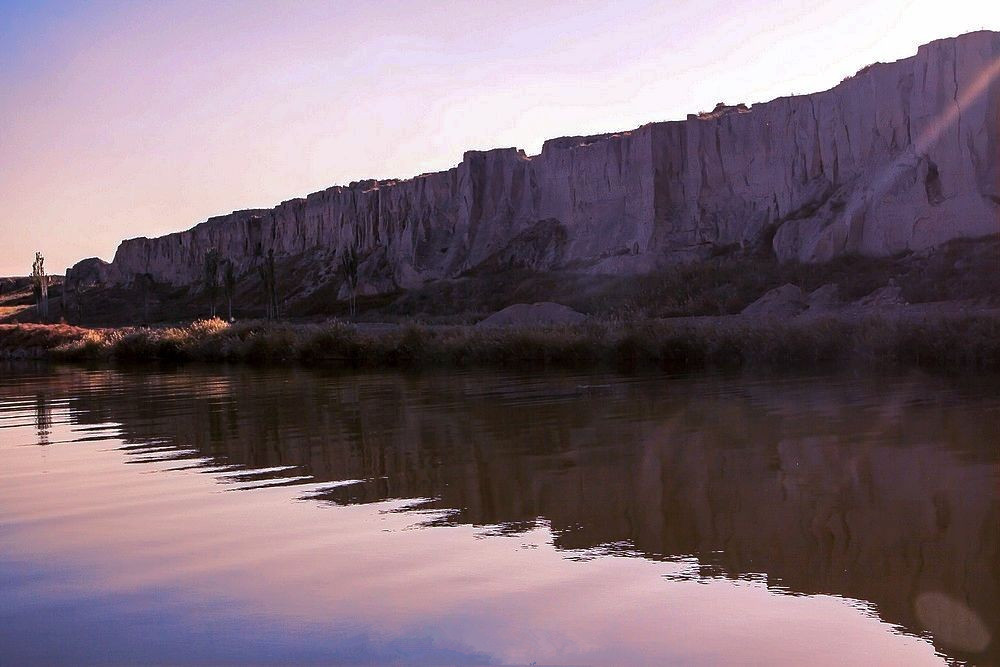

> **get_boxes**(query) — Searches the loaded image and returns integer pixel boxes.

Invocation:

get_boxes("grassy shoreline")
[2,311,999,373]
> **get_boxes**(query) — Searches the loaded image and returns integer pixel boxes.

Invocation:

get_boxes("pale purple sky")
[1,0,997,276]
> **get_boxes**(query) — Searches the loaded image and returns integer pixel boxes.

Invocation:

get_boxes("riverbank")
[2,307,999,372]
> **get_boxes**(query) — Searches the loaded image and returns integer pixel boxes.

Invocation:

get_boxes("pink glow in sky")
[1,0,998,276]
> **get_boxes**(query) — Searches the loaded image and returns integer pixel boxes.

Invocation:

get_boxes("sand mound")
[476,302,586,328]
[741,284,806,318]
[855,285,907,307]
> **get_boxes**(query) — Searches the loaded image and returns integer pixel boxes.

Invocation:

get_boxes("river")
[0,364,996,664]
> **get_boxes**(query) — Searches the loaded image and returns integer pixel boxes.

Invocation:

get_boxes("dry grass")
[0,313,990,372]
[0,306,30,321]
[0,323,93,358]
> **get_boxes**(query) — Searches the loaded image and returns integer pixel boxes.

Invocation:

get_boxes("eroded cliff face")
[69,31,1000,295]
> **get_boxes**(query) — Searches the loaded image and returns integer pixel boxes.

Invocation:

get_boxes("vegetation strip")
[2,314,999,372]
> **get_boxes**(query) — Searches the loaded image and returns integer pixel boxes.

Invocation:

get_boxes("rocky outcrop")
[68,32,1000,298]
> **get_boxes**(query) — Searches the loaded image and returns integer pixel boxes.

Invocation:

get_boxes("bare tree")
[256,249,278,320]
[340,245,359,316]
[267,250,278,320]
[61,276,81,324]
[203,250,220,318]
[136,273,154,325]
[223,260,237,321]
[31,252,49,321]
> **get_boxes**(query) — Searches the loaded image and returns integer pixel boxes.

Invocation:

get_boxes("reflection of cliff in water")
[9,366,998,662]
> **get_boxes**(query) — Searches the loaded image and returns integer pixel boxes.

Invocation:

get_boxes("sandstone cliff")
[69,31,1000,297]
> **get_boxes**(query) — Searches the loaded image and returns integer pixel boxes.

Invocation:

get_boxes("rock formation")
[68,31,1000,299]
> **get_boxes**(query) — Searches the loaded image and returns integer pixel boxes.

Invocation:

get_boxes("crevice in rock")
[925,160,945,206]
[952,40,962,139]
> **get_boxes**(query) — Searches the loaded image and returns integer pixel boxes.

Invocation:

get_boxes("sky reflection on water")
[0,364,996,665]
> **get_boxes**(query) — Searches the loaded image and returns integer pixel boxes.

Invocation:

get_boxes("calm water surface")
[0,364,997,665]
